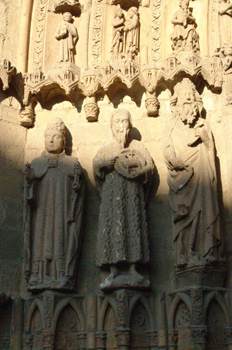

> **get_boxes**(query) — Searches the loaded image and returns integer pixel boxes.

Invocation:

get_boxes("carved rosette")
[116,328,130,349]
[96,331,107,350]
[145,96,159,117]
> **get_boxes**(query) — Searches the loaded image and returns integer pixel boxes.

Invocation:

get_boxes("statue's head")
[128,7,138,17]
[171,78,203,126]
[179,0,189,9]
[45,118,66,154]
[111,109,132,147]
[63,12,72,23]
[115,4,123,17]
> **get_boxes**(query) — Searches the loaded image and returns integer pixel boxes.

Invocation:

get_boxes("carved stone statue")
[24,118,84,291]
[218,0,232,49]
[55,12,78,63]
[93,109,154,291]
[111,5,125,60]
[123,7,139,59]
[171,0,199,54]
[163,79,224,268]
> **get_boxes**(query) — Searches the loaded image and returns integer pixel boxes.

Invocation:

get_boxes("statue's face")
[112,112,131,145]
[177,89,199,125]
[117,8,123,17]
[63,13,72,22]
[45,130,65,154]
[128,8,134,17]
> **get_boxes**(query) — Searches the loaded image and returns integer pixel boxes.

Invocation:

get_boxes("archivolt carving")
[33,0,48,72]
[150,0,162,64]
[92,0,104,69]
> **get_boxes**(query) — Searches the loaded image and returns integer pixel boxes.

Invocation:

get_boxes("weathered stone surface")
[0,0,232,348]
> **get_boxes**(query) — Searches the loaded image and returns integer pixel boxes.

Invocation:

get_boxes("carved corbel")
[19,101,35,128]
[145,92,159,117]
[84,95,99,122]
[0,59,16,91]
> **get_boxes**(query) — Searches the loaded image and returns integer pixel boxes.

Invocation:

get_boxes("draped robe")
[24,151,84,290]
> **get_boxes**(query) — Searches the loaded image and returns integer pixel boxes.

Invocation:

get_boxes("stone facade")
[0,0,232,349]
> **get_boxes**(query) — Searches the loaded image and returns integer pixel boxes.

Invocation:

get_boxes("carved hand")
[195,126,209,143]
[169,157,188,171]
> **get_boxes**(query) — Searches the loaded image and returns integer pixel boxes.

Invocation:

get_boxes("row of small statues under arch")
[55,0,232,66]
[23,78,225,294]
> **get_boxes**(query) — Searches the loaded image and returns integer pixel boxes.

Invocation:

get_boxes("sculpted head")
[111,109,132,147]
[179,0,189,9]
[63,12,72,23]
[45,118,66,154]
[115,5,123,17]
[128,7,138,17]
[171,78,203,126]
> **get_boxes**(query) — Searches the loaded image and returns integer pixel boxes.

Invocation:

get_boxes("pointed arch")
[53,298,85,332]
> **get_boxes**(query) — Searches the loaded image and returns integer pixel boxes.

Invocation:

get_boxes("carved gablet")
[163,78,225,283]
[93,109,154,291]
[24,118,85,291]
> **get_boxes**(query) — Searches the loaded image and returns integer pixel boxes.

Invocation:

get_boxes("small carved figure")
[218,0,232,49]
[163,79,224,268]
[24,118,84,291]
[93,109,154,291]
[111,5,125,60]
[123,7,139,59]
[171,0,199,54]
[55,12,78,63]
